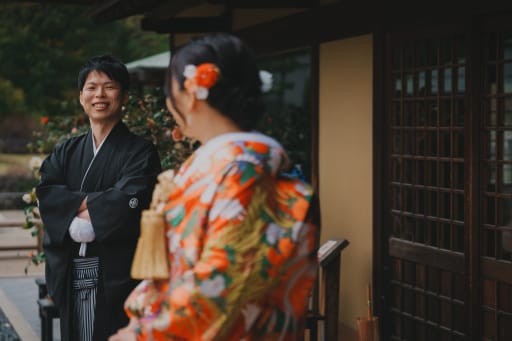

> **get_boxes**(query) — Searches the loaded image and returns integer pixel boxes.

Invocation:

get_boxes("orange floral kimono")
[124,132,319,340]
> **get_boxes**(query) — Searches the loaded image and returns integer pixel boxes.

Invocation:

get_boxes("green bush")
[122,87,198,171]
[0,174,38,192]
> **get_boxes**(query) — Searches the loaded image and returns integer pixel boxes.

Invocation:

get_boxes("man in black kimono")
[36,55,161,341]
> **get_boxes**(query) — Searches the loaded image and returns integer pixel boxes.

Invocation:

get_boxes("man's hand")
[78,197,88,213]
[77,209,91,221]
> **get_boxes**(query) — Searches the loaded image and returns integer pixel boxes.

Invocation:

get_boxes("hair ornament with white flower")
[183,63,220,100]
[259,70,273,93]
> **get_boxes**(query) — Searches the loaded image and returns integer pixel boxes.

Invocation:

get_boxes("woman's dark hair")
[165,33,263,131]
[77,55,130,92]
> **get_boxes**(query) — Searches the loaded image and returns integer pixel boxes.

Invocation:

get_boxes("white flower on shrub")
[259,70,273,93]
[29,157,42,171]
[22,193,32,204]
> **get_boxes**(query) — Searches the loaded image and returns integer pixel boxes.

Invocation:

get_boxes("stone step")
[0,211,42,277]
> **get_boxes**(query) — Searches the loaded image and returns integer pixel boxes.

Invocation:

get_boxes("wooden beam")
[145,0,206,20]
[235,2,512,55]
[225,0,315,8]
[87,0,122,16]
[11,0,95,4]
[136,2,371,51]
[141,14,230,34]
[236,3,375,55]
[389,238,465,274]
[481,258,512,284]
[89,0,162,23]
[143,0,315,22]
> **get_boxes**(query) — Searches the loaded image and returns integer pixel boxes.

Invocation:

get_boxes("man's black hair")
[78,55,130,92]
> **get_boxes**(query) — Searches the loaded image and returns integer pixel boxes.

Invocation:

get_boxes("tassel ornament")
[131,170,177,280]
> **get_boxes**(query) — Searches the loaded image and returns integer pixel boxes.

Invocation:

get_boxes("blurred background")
[0,2,170,209]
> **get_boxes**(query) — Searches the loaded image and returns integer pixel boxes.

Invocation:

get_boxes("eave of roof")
[126,51,170,72]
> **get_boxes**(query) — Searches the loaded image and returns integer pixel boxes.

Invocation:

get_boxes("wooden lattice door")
[385,27,468,341]
[479,18,512,341]
[384,18,512,341]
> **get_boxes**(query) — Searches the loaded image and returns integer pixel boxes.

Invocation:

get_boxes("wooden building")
[27,0,512,339]
[126,51,170,92]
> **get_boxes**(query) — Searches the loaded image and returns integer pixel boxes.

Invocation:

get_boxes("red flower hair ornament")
[183,63,273,100]
[183,63,220,100]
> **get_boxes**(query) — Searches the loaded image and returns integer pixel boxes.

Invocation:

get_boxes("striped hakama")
[72,257,99,341]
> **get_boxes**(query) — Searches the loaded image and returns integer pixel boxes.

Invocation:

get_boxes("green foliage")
[257,51,312,180]
[28,113,89,154]
[21,157,45,272]
[0,77,25,115]
[123,87,198,171]
[0,3,168,117]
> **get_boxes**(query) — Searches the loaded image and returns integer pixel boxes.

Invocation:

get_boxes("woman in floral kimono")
[109,33,319,341]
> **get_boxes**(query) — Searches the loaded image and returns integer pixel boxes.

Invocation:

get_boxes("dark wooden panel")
[145,0,205,20]
[389,238,465,274]
[310,44,320,197]
[385,28,470,340]
[15,0,99,4]
[481,258,512,284]
[373,24,389,334]
[227,0,315,8]
[141,15,230,33]
[467,18,483,341]
[237,3,374,54]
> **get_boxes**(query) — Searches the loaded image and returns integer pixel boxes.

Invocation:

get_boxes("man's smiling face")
[79,70,127,124]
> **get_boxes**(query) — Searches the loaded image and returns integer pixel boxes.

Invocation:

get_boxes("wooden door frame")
[372,22,389,338]
[373,17,484,340]
[466,16,483,341]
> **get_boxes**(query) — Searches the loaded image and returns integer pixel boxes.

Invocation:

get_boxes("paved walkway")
[0,301,21,340]
[0,210,60,340]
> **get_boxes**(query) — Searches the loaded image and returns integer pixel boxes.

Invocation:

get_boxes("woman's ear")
[183,79,198,112]
[184,79,195,95]
[187,94,198,112]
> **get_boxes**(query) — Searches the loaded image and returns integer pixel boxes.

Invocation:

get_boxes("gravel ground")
[0,305,20,341]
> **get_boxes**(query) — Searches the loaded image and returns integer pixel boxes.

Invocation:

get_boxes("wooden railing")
[34,237,350,341]
[0,192,24,210]
[306,239,350,341]
[0,217,42,252]
[35,278,59,341]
